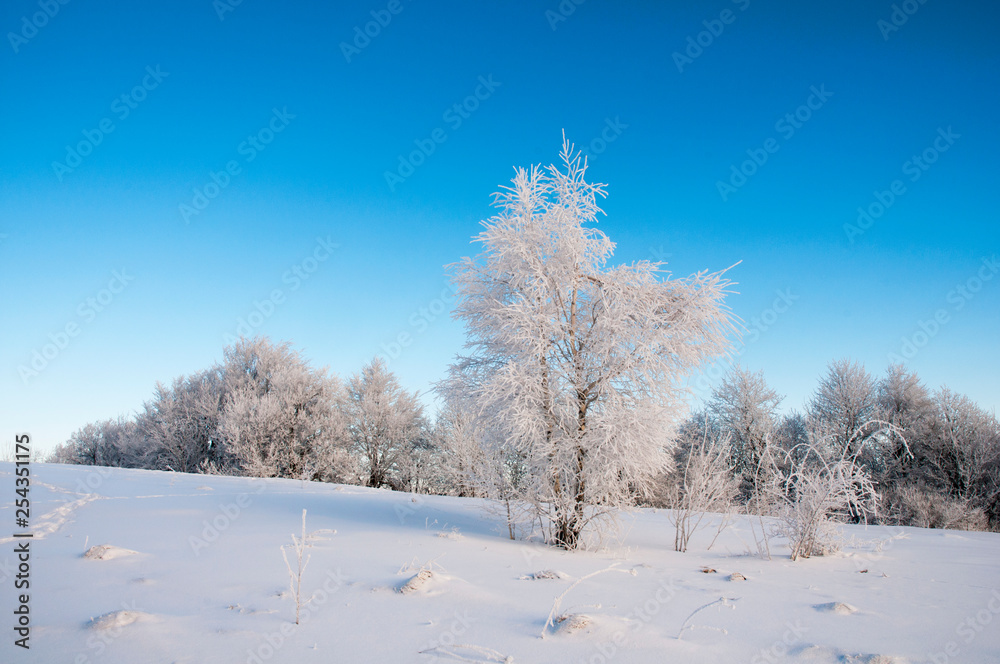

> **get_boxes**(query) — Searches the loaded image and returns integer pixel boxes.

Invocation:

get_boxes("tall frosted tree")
[344,357,428,490]
[434,400,489,498]
[876,363,931,481]
[707,365,783,497]
[922,388,999,503]
[808,359,895,472]
[442,140,737,548]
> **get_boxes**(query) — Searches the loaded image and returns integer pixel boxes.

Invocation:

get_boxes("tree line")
[51,340,999,536]
[670,361,999,536]
[51,337,431,492]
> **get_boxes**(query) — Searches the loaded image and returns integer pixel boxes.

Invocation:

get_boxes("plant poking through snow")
[397,556,447,594]
[541,563,637,638]
[677,596,739,640]
[419,644,514,663]
[281,509,311,624]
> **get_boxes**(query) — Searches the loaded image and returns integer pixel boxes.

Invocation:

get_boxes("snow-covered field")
[2,462,998,664]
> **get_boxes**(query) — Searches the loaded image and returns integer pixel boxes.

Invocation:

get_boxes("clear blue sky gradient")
[2,0,998,455]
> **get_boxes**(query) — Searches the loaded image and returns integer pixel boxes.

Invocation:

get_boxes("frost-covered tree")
[57,417,140,467]
[219,337,347,480]
[774,411,809,454]
[707,365,783,498]
[442,139,737,548]
[434,401,489,498]
[344,357,428,490]
[919,389,999,503]
[808,360,889,465]
[395,436,440,494]
[137,367,225,473]
[808,359,902,522]
[875,364,930,483]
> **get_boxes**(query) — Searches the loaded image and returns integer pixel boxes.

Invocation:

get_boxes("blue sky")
[2,0,998,455]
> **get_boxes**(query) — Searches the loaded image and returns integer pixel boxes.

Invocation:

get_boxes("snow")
[2,462,998,663]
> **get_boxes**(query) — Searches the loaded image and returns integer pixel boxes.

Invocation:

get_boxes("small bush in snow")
[886,483,989,531]
[665,429,738,553]
[761,443,878,561]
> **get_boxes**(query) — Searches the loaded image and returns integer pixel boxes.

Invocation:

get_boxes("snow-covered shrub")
[313,446,364,486]
[886,484,988,531]
[433,397,535,539]
[763,444,878,561]
[665,429,738,552]
[57,417,144,468]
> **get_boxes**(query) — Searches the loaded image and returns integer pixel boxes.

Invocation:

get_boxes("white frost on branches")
[441,138,737,548]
